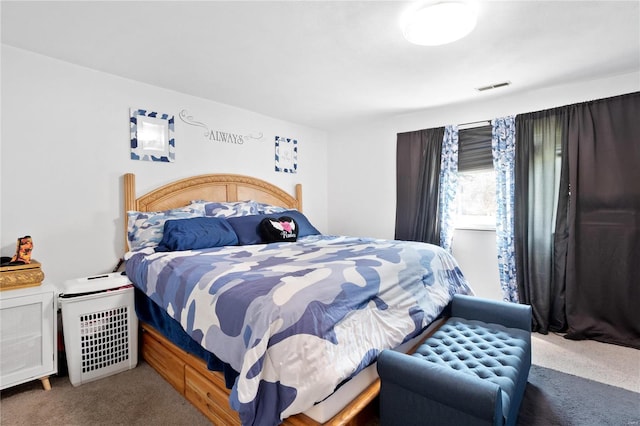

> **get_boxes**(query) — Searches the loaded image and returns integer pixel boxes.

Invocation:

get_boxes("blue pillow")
[155,217,238,252]
[278,210,321,237]
[227,215,266,245]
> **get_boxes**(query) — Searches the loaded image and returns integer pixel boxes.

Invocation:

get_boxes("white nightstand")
[0,283,58,390]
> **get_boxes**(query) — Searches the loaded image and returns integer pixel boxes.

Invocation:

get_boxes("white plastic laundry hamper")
[59,273,138,386]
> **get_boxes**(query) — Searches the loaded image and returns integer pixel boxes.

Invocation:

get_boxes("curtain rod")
[457,120,491,130]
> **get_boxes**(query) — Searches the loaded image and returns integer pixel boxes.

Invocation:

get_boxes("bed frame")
[123,172,382,425]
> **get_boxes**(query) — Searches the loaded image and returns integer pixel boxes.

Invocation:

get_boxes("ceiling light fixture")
[401,0,479,46]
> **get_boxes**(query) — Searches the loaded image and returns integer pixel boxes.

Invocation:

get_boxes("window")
[455,125,496,230]
[456,169,496,229]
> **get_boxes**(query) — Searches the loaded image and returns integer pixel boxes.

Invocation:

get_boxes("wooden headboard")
[123,173,302,252]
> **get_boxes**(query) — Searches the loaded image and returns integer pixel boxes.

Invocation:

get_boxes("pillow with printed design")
[260,216,298,242]
[190,200,259,218]
[127,204,205,251]
[227,211,320,246]
[277,210,321,237]
[254,201,288,215]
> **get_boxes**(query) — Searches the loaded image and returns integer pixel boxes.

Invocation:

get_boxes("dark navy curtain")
[564,92,640,348]
[515,108,569,333]
[516,92,640,348]
[395,128,445,245]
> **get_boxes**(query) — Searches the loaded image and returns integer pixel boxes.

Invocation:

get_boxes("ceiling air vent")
[476,81,511,92]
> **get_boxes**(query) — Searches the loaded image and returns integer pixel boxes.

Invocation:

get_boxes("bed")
[122,172,473,425]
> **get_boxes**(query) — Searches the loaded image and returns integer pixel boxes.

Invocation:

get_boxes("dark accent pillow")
[260,216,298,242]
[277,210,321,237]
[155,217,238,252]
[226,215,266,245]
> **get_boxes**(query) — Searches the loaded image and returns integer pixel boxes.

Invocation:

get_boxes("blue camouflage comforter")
[125,235,472,425]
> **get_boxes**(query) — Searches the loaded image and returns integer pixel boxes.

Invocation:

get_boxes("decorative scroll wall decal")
[179,109,263,144]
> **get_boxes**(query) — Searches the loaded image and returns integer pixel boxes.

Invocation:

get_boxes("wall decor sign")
[275,136,298,173]
[179,109,263,144]
[130,108,175,162]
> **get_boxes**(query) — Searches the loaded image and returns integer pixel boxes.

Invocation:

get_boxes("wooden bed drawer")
[185,365,240,425]
[142,330,186,394]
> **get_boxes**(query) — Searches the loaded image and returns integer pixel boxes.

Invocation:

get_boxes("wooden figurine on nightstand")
[11,235,34,264]
[0,236,44,291]
[0,236,56,391]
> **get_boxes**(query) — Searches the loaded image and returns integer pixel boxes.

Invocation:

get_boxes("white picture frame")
[130,108,175,162]
[274,136,297,173]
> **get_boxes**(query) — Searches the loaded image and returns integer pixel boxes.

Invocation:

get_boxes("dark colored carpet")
[1,362,638,425]
[517,365,640,426]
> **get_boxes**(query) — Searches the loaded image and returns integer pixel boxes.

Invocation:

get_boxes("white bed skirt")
[301,320,441,423]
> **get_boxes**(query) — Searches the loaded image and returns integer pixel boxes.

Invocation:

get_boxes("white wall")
[1,46,328,289]
[451,229,501,300]
[326,72,640,299]
[3,44,637,298]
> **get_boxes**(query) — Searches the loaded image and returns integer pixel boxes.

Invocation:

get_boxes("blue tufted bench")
[377,294,532,426]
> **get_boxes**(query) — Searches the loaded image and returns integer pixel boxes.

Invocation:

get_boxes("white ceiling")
[2,1,639,130]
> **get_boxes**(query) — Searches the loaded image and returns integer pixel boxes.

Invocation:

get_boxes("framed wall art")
[130,108,175,162]
[274,136,297,173]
